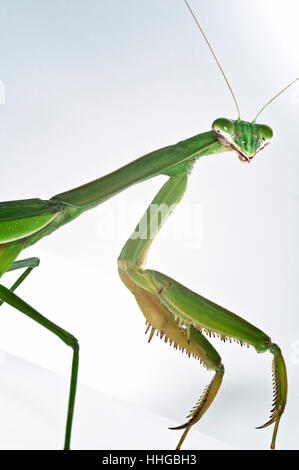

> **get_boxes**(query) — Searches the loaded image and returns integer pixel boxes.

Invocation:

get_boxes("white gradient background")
[0,0,298,450]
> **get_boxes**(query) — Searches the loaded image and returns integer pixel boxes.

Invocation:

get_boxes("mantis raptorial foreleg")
[118,165,287,450]
[0,257,40,307]
[0,283,79,450]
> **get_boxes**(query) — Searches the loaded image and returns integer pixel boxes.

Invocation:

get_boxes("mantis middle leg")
[118,169,287,450]
[0,282,79,449]
[0,257,40,307]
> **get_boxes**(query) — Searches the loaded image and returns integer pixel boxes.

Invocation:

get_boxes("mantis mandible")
[0,0,296,450]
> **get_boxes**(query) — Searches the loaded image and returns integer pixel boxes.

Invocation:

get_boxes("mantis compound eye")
[212,118,235,140]
[257,124,274,143]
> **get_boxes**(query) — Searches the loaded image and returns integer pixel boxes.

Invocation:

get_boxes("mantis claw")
[169,365,224,449]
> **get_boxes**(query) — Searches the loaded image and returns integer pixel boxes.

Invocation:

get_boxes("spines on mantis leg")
[130,280,222,371]
[170,364,224,450]
[144,269,271,353]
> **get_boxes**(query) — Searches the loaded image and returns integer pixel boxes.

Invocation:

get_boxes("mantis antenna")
[184,0,241,119]
[253,78,299,122]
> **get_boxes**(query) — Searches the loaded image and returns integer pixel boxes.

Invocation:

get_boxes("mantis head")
[212,118,274,163]
[183,1,297,164]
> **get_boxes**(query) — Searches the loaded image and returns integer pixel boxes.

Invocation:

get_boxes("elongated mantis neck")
[51,131,224,212]
[10,130,226,253]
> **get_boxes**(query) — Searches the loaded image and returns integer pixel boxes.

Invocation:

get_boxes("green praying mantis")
[0,0,297,450]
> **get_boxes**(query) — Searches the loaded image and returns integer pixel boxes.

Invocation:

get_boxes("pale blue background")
[0,0,298,449]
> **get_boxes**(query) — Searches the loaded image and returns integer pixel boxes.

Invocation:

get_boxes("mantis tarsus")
[0,0,296,450]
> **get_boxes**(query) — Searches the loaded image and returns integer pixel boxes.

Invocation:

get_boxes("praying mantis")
[0,0,297,450]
